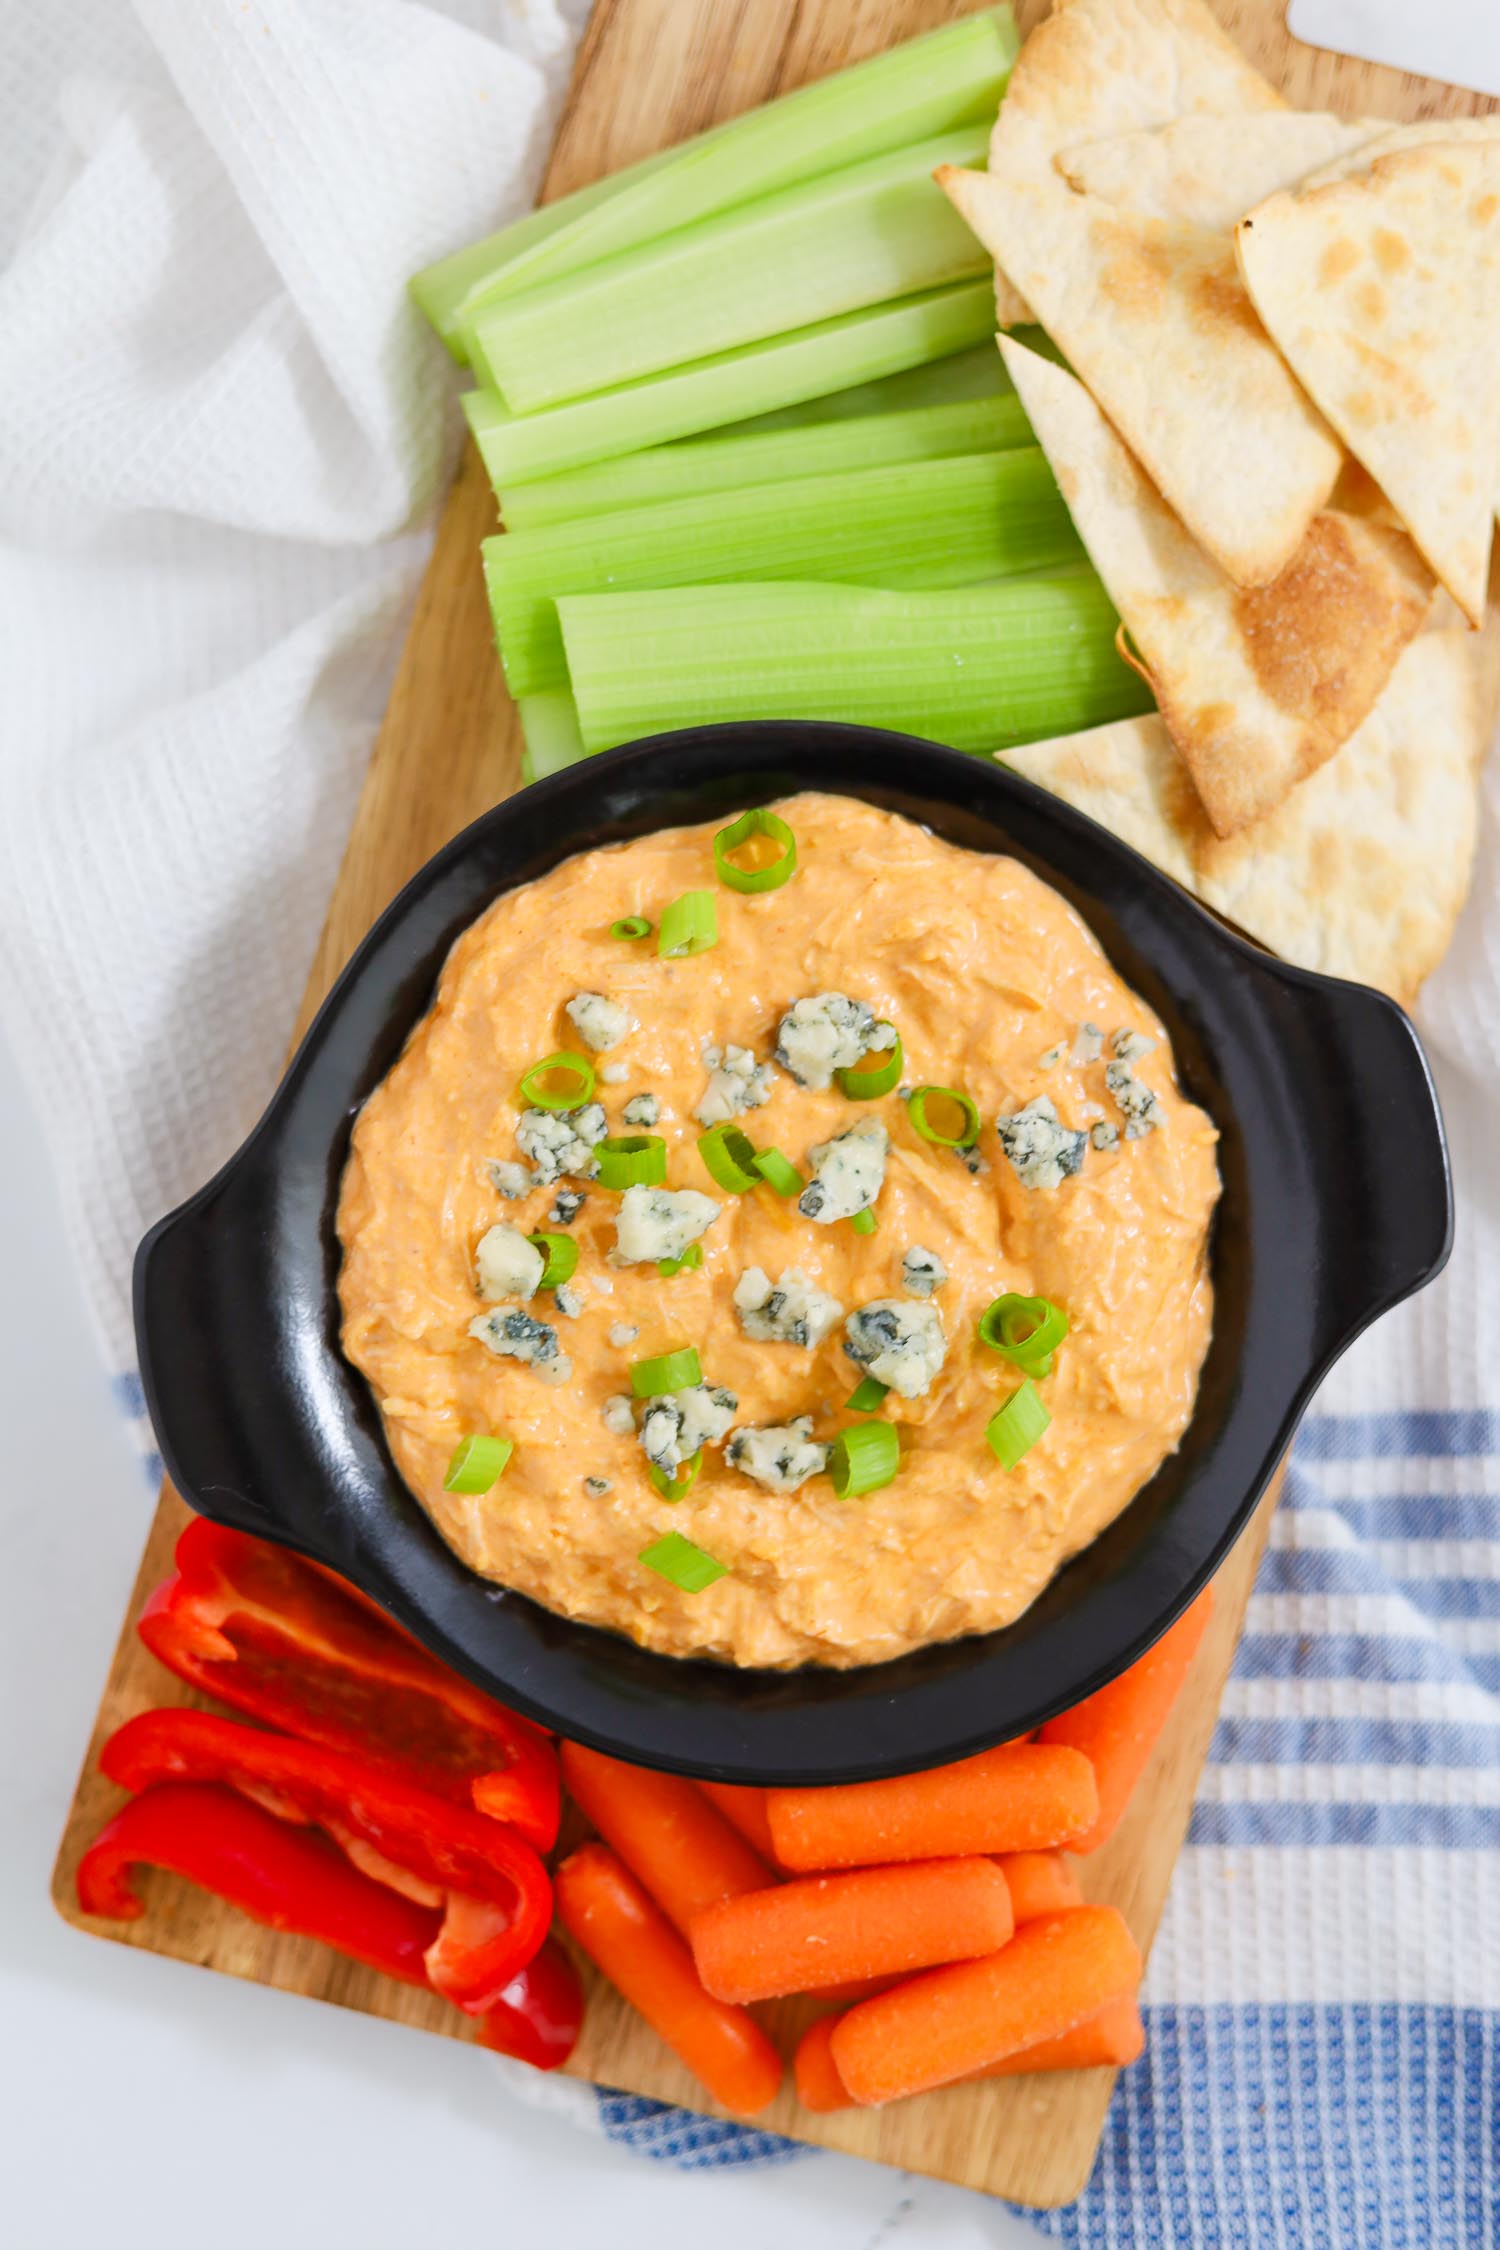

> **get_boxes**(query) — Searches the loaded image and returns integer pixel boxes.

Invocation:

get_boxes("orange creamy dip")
[337,792,1219,1669]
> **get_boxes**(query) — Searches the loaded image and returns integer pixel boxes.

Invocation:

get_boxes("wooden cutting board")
[50,0,1495,2210]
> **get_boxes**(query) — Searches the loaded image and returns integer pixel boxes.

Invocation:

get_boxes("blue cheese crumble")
[608,1321,640,1349]
[694,1041,777,1127]
[1072,1022,1104,1064]
[639,1383,738,1472]
[798,1119,889,1224]
[548,1186,586,1226]
[565,991,636,1052]
[774,993,896,1091]
[487,1159,532,1200]
[1111,1027,1157,1064]
[602,1393,636,1436]
[468,1308,570,1384]
[1105,1059,1164,1139]
[726,1417,831,1493]
[613,1185,720,1264]
[732,1265,844,1349]
[622,1093,660,1128]
[995,1096,1087,1189]
[554,1284,584,1319]
[583,1475,612,1498]
[517,1102,607,1186]
[1091,1120,1120,1150]
[900,1246,948,1298]
[475,1224,543,1301]
[843,1299,947,1398]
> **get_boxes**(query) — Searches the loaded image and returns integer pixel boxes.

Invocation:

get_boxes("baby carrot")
[972,1994,1145,2077]
[767,1743,1098,1871]
[794,2014,854,2112]
[1039,1586,1215,1853]
[691,1857,1014,2004]
[561,1741,774,1932]
[830,1905,1141,2105]
[555,1843,782,2116]
[697,1780,781,1863]
[996,1850,1084,1924]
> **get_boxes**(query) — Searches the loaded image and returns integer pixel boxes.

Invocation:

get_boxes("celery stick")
[429,9,1017,346]
[486,450,1078,698]
[462,279,996,484]
[722,339,1007,435]
[517,691,587,783]
[467,127,990,411]
[496,392,1034,530]
[559,574,1154,756]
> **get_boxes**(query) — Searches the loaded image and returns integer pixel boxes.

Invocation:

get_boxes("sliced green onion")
[639,1527,726,1590]
[698,1123,761,1193]
[977,1293,1070,1377]
[595,1135,667,1190]
[714,808,798,894]
[907,1083,981,1147]
[837,1028,902,1100]
[442,1434,514,1494]
[631,1345,702,1398]
[849,1207,878,1236]
[830,1420,900,1499]
[526,1233,580,1289]
[657,891,718,958]
[986,1379,1051,1471]
[751,1147,802,1196]
[648,1453,703,1503]
[846,1376,890,1412]
[519,1051,596,1111]
[610,914,653,941]
[658,1243,705,1279]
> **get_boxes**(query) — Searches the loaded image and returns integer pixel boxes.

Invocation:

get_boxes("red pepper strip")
[477,1937,585,2071]
[138,1519,560,1851]
[77,1782,441,1984]
[100,1709,553,2013]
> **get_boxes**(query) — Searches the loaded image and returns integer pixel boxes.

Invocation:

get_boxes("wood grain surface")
[51,0,1493,2210]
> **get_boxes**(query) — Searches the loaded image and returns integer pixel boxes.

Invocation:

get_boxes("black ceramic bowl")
[135,723,1451,1784]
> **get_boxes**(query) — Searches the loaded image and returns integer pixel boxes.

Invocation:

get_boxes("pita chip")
[940,0,1344,588]
[1237,139,1500,626]
[999,335,1434,836]
[1002,629,1496,1005]
[1056,111,1384,229]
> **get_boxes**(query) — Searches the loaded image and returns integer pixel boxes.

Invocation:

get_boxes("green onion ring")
[610,915,653,940]
[751,1147,802,1196]
[594,1134,667,1190]
[845,1376,890,1413]
[849,1207,878,1236]
[526,1232,579,1289]
[836,1028,903,1101]
[977,1292,1069,1377]
[442,1433,514,1494]
[906,1083,980,1148]
[713,808,798,895]
[648,1452,703,1502]
[657,1244,705,1278]
[631,1345,702,1398]
[986,1379,1051,1470]
[657,890,718,957]
[639,1526,724,1587]
[518,1051,596,1111]
[697,1122,761,1193]
[829,1421,900,1500]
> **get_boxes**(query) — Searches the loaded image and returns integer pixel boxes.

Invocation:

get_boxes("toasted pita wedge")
[1003,629,1495,1004]
[941,0,1343,587]
[994,266,1031,330]
[1300,115,1500,189]
[1237,140,1500,626]
[1000,336,1434,835]
[1056,112,1384,228]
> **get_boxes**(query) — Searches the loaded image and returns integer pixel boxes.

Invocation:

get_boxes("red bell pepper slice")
[100,1708,553,2012]
[138,1520,559,1851]
[77,1781,442,1985]
[478,1936,585,2072]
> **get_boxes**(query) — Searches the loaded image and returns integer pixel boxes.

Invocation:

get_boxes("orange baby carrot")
[561,1741,774,1933]
[829,1905,1142,2106]
[972,1994,1145,2077]
[997,1850,1084,1924]
[555,1844,782,2116]
[794,2014,855,2112]
[1039,1586,1215,1853]
[696,1781,782,1864]
[767,1743,1098,1871]
[690,1858,1014,2004]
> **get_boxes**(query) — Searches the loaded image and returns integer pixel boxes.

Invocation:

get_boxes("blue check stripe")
[1188,1802,1500,1848]
[1254,1548,1500,1615]
[1233,1631,1500,1695]
[1209,1714,1500,1767]
[1282,1484,1500,1540]
[1296,1409,1500,1460]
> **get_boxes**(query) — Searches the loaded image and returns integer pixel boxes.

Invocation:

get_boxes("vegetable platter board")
[51,0,1494,2211]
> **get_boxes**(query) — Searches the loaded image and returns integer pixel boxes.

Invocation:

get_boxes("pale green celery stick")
[517,691,587,783]
[411,146,684,362]
[467,126,989,411]
[720,338,1006,436]
[438,8,1016,338]
[486,449,1077,697]
[462,279,996,484]
[559,574,1153,756]
[496,392,1034,530]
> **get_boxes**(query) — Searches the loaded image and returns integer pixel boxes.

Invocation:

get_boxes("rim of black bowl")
[135,721,1452,1784]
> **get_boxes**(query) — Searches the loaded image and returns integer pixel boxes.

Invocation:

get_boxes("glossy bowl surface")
[136,724,1451,1782]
